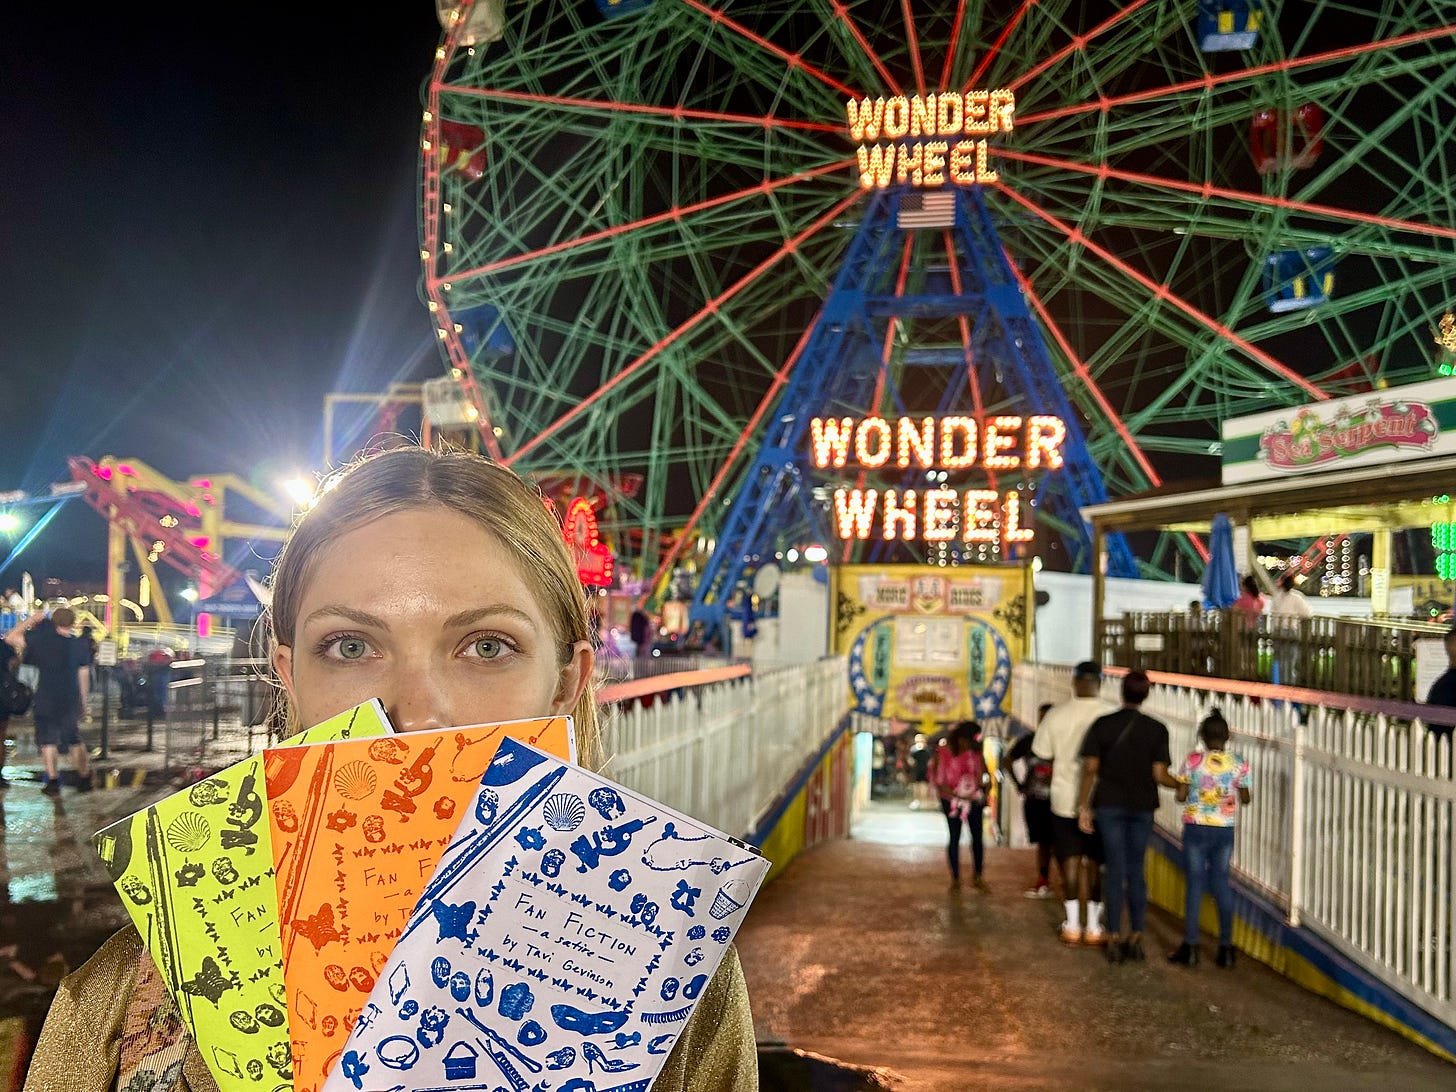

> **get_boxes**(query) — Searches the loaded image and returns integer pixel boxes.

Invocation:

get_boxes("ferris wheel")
[419,0,1456,585]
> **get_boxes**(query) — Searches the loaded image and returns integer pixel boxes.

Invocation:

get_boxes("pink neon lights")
[828,0,902,97]
[965,0,1036,90]
[505,191,862,467]
[640,309,826,606]
[899,0,926,99]
[439,84,844,136]
[996,147,1456,244]
[1016,24,1456,127]
[678,0,860,99]
[440,161,852,285]
[1008,0,1161,92]
[995,183,1327,401]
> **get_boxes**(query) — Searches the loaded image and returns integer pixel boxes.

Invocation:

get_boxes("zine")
[322,737,770,1092]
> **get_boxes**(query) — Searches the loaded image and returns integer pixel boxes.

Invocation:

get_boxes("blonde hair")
[264,444,601,769]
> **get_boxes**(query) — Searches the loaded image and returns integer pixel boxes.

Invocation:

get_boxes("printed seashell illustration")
[333,760,379,801]
[542,793,586,832]
[165,812,211,854]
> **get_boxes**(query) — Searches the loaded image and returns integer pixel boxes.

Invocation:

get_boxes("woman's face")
[273,507,592,733]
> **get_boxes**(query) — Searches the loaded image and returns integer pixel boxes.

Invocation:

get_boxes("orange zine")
[265,717,574,1092]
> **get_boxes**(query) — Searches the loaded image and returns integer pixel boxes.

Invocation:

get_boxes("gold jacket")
[24,926,758,1092]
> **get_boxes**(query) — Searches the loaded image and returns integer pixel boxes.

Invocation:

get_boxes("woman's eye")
[335,637,369,660]
[469,637,505,659]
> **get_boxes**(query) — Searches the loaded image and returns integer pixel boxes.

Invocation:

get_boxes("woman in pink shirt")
[927,721,989,890]
[1231,575,1265,622]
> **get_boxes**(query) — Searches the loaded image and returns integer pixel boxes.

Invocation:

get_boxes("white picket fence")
[1014,662,1456,1028]
[601,658,851,840]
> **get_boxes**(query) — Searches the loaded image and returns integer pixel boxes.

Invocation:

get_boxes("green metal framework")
[420,0,1456,586]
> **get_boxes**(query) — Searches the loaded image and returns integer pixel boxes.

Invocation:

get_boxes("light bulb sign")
[563,496,613,587]
[847,90,1016,188]
[810,414,1065,549]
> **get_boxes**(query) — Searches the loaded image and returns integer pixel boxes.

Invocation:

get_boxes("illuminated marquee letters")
[847,91,1016,188]
[811,414,1062,549]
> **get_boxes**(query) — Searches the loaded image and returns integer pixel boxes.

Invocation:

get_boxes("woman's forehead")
[306,508,537,597]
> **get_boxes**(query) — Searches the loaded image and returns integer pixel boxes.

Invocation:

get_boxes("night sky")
[1,5,445,588]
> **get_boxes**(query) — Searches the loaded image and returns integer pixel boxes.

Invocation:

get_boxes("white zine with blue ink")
[323,737,769,1092]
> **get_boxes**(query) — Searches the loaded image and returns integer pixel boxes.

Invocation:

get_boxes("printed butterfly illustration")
[429,898,478,944]
[181,956,237,1004]
[293,902,342,952]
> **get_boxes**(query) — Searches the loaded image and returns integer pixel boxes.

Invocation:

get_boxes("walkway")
[735,800,1456,1091]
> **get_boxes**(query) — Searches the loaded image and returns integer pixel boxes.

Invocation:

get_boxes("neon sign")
[562,497,613,587]
[847,91,1015,188]
[810,415,1064,549]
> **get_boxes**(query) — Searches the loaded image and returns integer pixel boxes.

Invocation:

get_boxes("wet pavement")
[735,799,1456,1091]
[2,728,1454,1090]
[0,716,241,1087]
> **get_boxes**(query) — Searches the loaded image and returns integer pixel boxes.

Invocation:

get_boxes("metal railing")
[602,657,851,840]
[1015,661,1456,1029]
[1100,610,1448,702]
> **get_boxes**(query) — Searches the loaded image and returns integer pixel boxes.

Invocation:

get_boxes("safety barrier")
[1014,662,1456,1046]
[603,657,852,843]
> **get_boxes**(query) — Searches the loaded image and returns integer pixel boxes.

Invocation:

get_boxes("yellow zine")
[92,700,392,1092]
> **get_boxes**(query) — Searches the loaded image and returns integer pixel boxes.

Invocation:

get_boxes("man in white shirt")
[1268,571,1313,619]
[1032,660,1114,945]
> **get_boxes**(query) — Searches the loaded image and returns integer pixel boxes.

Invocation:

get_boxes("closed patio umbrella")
[1202,513,1240,609]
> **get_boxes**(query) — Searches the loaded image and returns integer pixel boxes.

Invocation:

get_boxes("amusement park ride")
[65,457,291,634]
[414,0,1456,621]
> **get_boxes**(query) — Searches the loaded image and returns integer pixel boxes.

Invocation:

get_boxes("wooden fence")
[1099,611,1447,702]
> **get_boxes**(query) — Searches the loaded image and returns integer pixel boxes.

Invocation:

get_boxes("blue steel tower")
[690,186,1138,633]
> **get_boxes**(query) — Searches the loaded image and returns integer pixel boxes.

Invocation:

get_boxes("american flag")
[897,189,957,229]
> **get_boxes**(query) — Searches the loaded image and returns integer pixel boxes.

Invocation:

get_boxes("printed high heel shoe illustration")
[581,1040,640,1075]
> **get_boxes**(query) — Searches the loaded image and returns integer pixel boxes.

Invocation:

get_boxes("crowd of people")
[891,662,1256,968]
[1025,663,1253,966]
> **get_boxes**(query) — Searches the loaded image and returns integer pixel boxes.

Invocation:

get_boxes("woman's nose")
[385,663,452,734]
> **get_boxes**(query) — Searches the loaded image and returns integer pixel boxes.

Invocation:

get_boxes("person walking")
[928,722,989,890]
[0,635,17,788]
[1032,662,1113,944]
[1169,710,1252,969]
[3,608,93,795]
[907,732,934,810]
[1076,670,1181,963]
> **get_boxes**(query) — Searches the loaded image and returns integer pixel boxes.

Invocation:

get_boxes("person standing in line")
[1032,662,1113,944]
[928,722,989,890]
[1076,669,1181,963]
[1005,702,1057,898]
[3,608,93,795]
[1169,710,1252,969]
[1421,625,1456,740]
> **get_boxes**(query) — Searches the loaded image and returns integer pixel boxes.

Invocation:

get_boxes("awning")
[1080,453,1456,539]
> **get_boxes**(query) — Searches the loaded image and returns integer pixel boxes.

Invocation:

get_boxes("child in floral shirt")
[1168,710,1252,968]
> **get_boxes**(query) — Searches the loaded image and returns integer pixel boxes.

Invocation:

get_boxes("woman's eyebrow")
[301,605,388,629]
[442,605,538,629]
